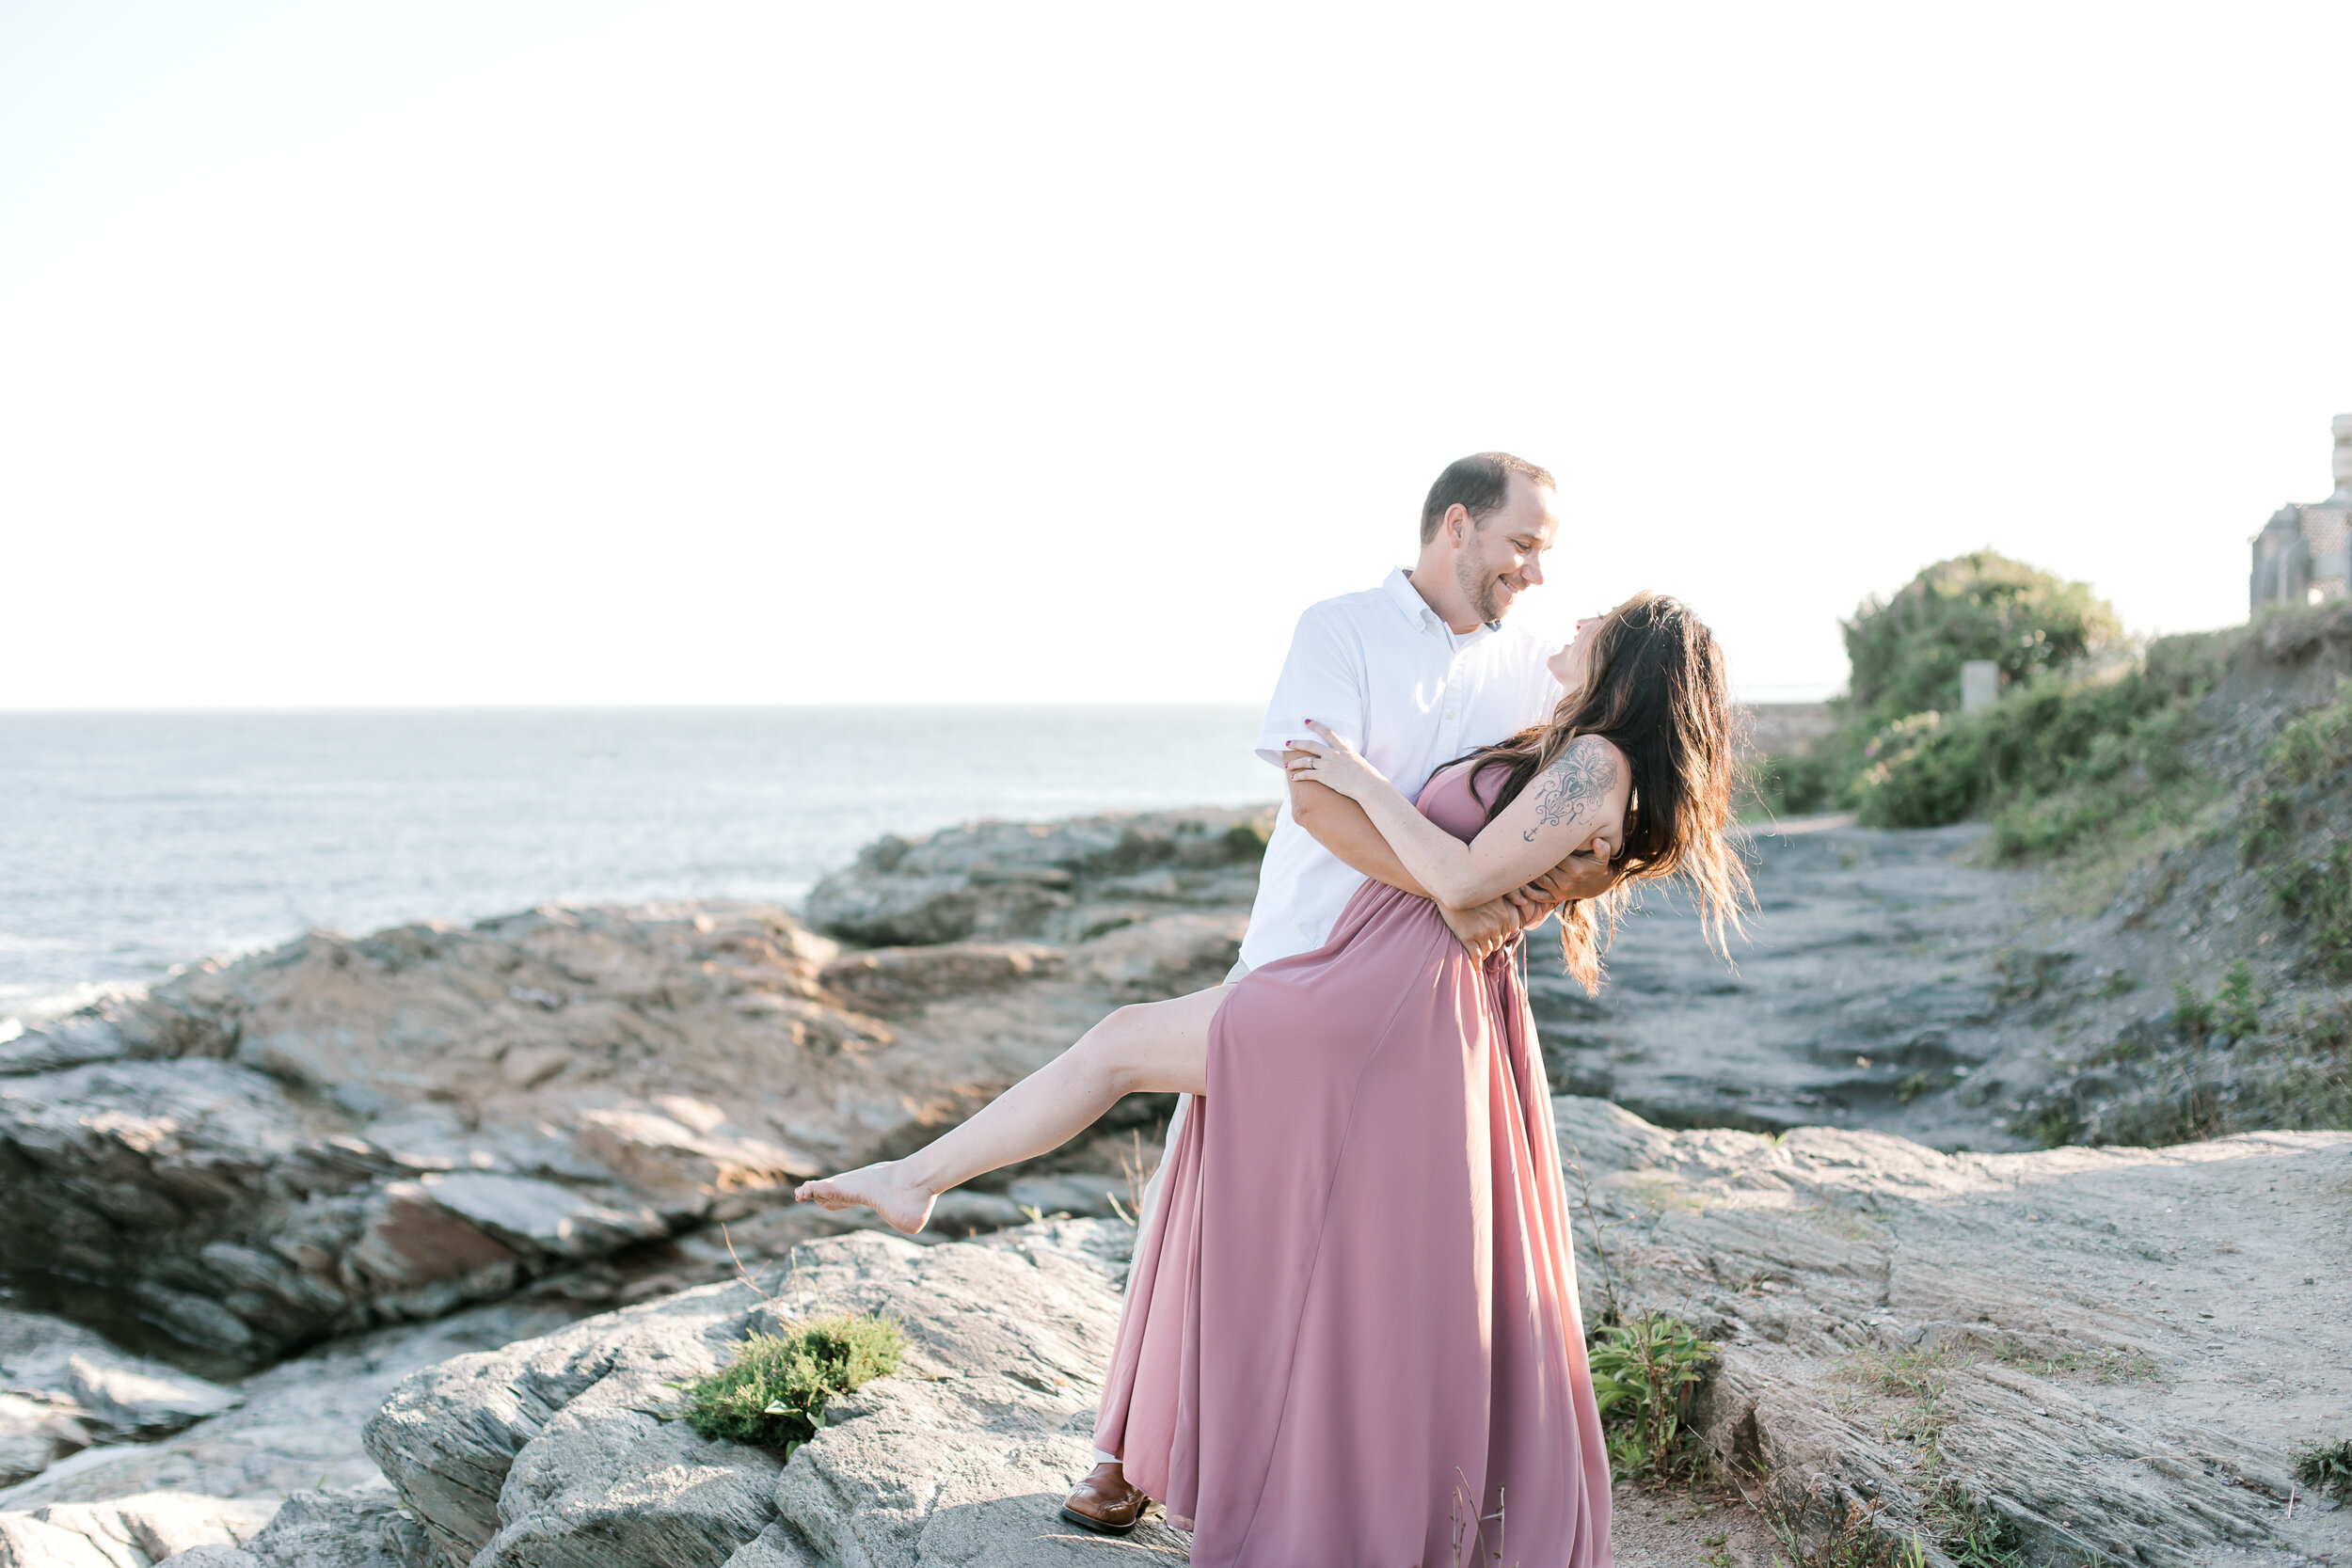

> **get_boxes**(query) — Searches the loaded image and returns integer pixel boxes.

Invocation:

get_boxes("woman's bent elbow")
[1075,1004,1155,1097]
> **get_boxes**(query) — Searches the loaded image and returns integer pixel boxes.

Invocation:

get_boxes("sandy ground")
[1608,1483,1779,1566]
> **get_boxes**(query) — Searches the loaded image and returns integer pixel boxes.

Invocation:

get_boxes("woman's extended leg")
[792,982,1227,1234]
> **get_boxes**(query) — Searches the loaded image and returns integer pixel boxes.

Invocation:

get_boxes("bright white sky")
[4,2,2349,709]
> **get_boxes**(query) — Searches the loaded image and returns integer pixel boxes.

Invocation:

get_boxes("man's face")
[1451,474,1559,624]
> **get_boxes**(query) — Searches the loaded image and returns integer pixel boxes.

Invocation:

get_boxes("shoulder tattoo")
[1522,736,1619,842]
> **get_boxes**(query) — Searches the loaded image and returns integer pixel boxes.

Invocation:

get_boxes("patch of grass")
[2295,1435,2352,1500]
[1991,1338,2162,1384]
[1770,1497,1931,1568]
[1840,1344,1966,1450]
[1626,1177,1706,1213]
[1844,1344,1963,1399]
[679,1312,904,1455]
[2013,1103,2081,1149]
[1588,1313,1717,1482]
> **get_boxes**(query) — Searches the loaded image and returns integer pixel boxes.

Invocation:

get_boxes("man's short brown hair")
[1420,451,1555,545]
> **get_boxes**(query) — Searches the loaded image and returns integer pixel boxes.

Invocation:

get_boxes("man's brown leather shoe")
[1060,1461,1152,1534]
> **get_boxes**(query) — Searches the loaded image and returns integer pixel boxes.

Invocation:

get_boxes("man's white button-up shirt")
[1237,568,1564,970]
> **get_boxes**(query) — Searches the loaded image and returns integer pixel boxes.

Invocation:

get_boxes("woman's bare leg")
[793,983,1227,1234]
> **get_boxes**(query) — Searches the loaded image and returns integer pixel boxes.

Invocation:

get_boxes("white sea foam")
[0,978,151,1028]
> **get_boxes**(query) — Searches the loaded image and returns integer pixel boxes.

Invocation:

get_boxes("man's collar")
[1387,567,1499,639]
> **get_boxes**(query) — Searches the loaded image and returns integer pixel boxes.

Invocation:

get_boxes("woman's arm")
[1287,755,1545,958]
[1286,721,1630,910]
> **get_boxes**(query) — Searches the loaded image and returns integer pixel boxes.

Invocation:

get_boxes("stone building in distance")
[2251,413,2352,614]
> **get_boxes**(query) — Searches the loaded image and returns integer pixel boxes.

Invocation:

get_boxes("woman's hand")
[1283,721,1390,802]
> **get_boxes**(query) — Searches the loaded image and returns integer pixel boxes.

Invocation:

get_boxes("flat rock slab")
[366,1220,1188,1568]
[1555,1096,2352,1566]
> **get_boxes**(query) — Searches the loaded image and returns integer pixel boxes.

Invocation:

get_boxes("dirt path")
[1530,816,2055,1151]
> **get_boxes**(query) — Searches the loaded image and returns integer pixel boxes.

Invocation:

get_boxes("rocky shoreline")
[2,800,2346,1564]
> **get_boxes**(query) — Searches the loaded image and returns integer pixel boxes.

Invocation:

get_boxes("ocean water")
[0,706,1274,1012]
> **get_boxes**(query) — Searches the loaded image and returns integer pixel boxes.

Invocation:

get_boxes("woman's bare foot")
[793,1161,935,1236]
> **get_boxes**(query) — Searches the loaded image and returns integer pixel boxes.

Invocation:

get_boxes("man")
[1061,450,1620,1533]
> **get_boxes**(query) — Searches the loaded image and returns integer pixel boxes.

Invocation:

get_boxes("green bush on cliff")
[1843,551,2119,734]
[681,1312,904,1455]
[1760,552,2131,829]
[1848,662,2193,846]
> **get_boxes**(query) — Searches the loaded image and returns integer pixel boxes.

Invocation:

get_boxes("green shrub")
[2296,1436,2352,1500]
[1843,552,2119,733]
[1750,751,1836,816]
[2241,790,2295,864]
[1848,663,2192,847]
[2272,696,2352,784]
[2217,960,2264,1038]
[680,1313,904,1455]
[2171,978,2215,1044]
[2264,843,2352,981]
[1587,1313,1716,1481]
[1220,819,1272,861]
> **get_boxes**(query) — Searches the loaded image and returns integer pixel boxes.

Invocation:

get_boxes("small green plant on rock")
[680,1312,904,1456]
[1588,1313,1716,1482]
[2296,1435,2352,1500]
[2170,978,2215,1044]
[2217,960,2264,1039]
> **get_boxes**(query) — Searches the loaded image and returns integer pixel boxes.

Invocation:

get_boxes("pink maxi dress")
[1093,762,1615,1567]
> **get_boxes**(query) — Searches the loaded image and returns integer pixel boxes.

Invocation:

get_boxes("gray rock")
[0,1397,88,1494]
[367,1222,1185,1568]
[1,887,1250,1364]
[238,1488,434,1568]
[0,1020,124,1079]
[0,1511,120,1567]
[804,807,1269,947]
[65,1361,241,1441]
[818,944,1063,1011]
[358,1106,2352,1568]
[1553,1096,2352,1566]
[0,1490,275,1565]
[0,1310,243,1490]
[0,1299,580,1514]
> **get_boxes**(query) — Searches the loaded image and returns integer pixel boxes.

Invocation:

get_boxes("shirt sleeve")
[1253,605,1368,768]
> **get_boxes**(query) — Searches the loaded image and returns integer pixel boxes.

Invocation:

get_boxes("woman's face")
[1547,616,1603,692]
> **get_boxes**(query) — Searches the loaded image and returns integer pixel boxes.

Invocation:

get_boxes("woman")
[798,593,1749,1567]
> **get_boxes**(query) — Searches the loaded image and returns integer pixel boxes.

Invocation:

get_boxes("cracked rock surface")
[1554,1096,2352,1566]
[363,1219,1188,1567]
[366,1105,2352,1568]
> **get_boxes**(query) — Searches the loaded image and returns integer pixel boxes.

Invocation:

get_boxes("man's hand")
[1439,895,1522,962]
[1523,851,1620,908]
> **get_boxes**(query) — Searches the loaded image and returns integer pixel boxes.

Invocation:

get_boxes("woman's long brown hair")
[1461,592,1752,993]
